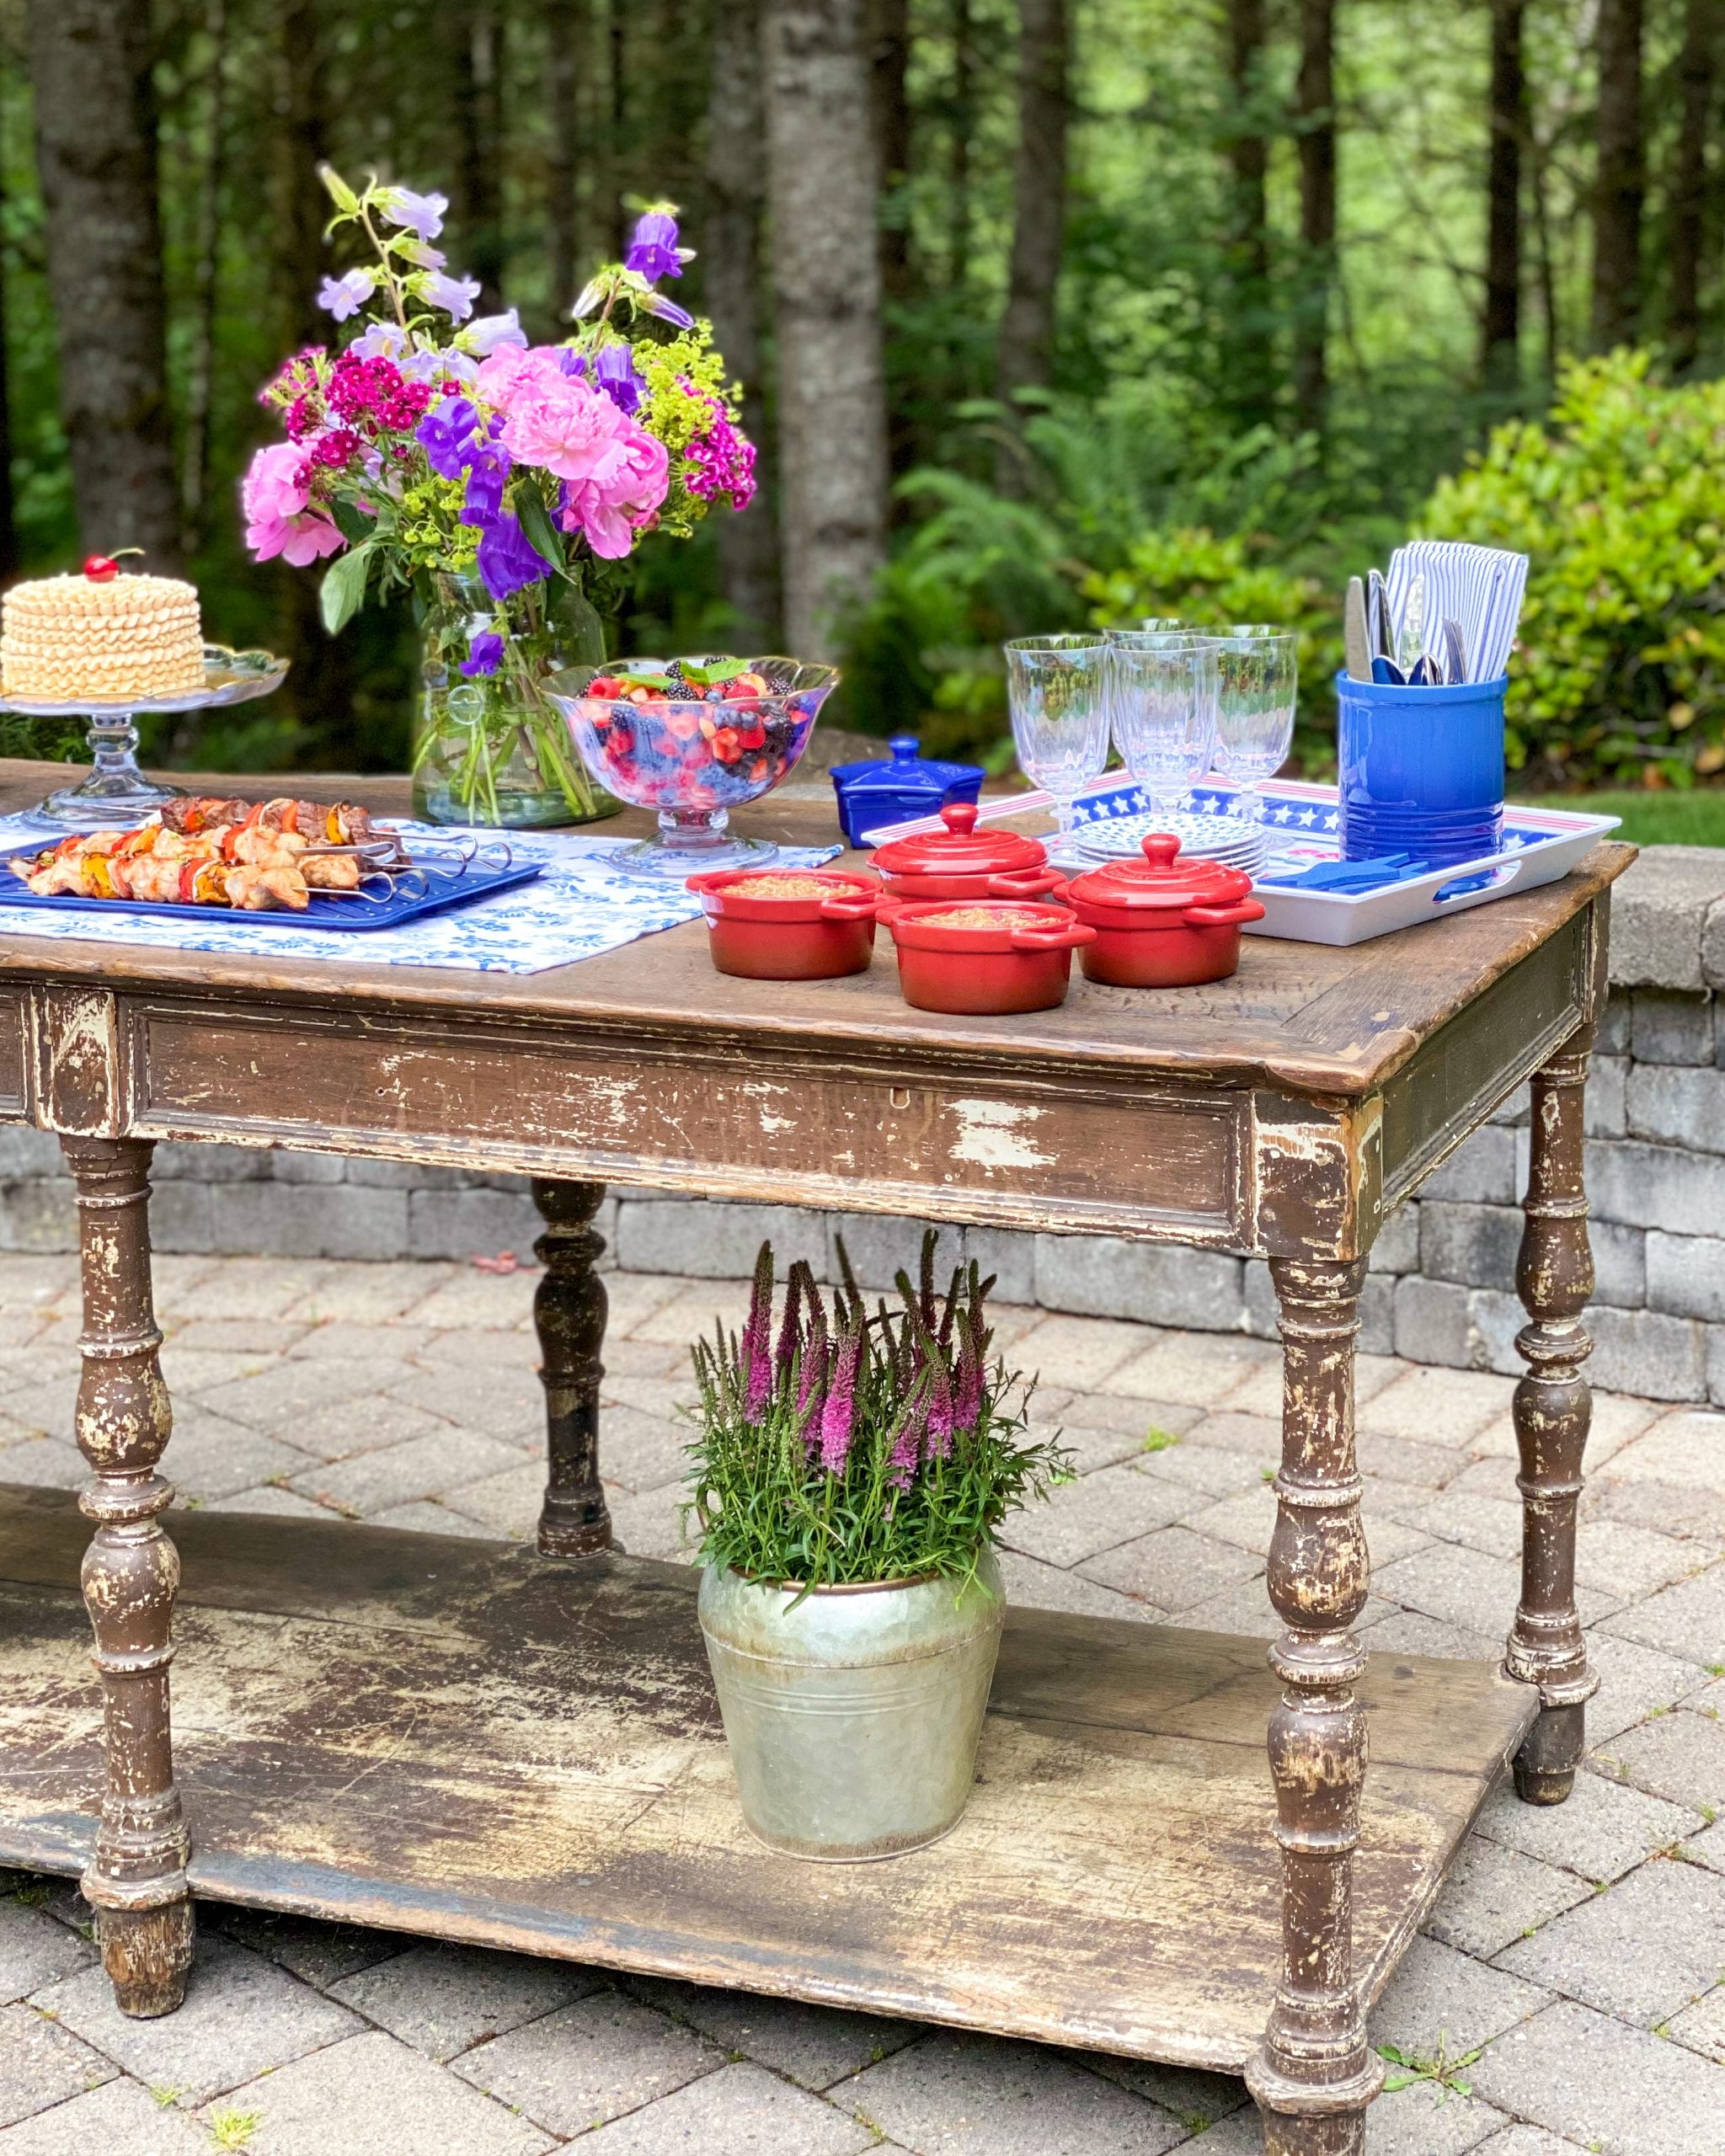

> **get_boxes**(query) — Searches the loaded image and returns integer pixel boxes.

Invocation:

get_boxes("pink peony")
[497,372,628,478]
[561,426,669,558]
[242,442,345,566]
[473,343,571,414]
[242,442,310,524]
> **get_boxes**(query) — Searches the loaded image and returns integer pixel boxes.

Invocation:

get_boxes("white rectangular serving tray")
[861,777,1621,947]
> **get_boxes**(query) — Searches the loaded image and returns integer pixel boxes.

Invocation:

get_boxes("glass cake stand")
[0,646,291,831]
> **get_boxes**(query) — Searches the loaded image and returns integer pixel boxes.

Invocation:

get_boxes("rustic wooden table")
[0,761,1633,2154]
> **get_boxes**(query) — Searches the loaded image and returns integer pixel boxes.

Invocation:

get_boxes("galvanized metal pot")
[697,1552,1004,1862]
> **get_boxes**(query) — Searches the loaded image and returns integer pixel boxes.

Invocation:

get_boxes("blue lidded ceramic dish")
[830,734,985,848]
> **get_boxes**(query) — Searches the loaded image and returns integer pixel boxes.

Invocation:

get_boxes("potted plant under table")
[689,1238,1066,1862]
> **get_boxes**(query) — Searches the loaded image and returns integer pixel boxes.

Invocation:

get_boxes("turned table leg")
[531,1178,614,1557]
[1247,1257,1382,2156]
[1504,1032,1599,1804]
[63,1136,192,2017]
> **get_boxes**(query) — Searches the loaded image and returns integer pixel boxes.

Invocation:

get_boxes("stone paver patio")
[0,1249,1722,2154]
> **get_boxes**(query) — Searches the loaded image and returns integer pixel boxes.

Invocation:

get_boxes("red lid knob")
[941,801,980,836]
[82,554,119,582]
[1140,834,1181,867]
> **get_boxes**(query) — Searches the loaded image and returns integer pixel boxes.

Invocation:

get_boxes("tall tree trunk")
[765,0,889,659]
[607,0,628,255]
[451,5,505,312]
[181,0,227,559]
[0,87,19,582]
[868,0,916,482]
[1222,0,1274,432]
[1668,0,1720,371]
[1530,120,1562,381]
[275,0,354,764]
[27,0,180,569]
[949,0,972,289]
[1593,0,1645,347]
[1482,0,1525,389]
[996,0,1068,479]
[1291,0,1336,434]
[546,0,584,323]
[706,0,780,647]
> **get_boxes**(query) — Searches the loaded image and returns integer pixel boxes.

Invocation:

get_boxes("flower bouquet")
[243,172,756,827]
[688,1236,1067,1860]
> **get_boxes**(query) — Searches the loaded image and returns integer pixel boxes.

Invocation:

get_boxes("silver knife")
[1397,573,1427,677]
[1368,568,1392,657]
[1344,577,1370,680]
[1443,616,1467,686]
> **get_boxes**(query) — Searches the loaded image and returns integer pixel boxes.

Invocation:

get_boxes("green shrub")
[1422,350,1725,789]
[1083,528,1344,771]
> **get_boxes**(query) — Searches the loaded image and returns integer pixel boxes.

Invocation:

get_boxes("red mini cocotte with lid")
[880,899,1094,1015]
[1064,835,1265,987]
[686,865,881,979]
[870,800,1065,903]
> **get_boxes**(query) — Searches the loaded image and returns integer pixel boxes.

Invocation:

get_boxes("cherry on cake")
[1,568,206,703]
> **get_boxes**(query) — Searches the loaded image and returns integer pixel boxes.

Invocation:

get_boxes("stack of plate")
[1066,809,1268,881]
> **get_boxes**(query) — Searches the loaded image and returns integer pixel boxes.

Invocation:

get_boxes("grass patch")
[207,2109,264,2151]
[1140,1426,1181,1453]
[1553,789,1725,848]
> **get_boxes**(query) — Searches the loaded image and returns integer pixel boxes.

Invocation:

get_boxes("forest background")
[7,0,1725,802]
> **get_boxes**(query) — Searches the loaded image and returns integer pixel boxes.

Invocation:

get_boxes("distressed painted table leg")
[1247,1257,1382,2156]
[63,1135,192,2017]
[531,1178,614,1557]
[1504,1030,1599,1804]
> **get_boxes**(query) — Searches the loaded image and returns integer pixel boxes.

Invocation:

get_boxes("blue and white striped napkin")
[1385,541,1528,684]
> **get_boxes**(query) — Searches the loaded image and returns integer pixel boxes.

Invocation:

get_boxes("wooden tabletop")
[0,759,1634,1102]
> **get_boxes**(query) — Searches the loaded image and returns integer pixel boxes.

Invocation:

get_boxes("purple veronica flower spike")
[381,186,448,242]
[423,270,482,323]
[318,269,376,322]
[594,343,644,416]
[415,397,480,481]
[625,210,682,283]
[460,631,504,677]
[475,512,551,603]
[818,1323,862,1475]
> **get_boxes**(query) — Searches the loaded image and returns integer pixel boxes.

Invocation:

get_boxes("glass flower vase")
[413,572,622,829]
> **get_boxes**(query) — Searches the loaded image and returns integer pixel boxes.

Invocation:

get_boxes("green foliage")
[1423,352,1725,791]
[1083,527,1343,771]
[686,1235,1068,1590]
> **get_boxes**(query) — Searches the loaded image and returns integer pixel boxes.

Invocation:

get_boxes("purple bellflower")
[380,187,447,242]
[415,397,480,480]
[636,288,695,332]
[475,513,551,604]
[466,309,527,357]
[422,270,482,323]
[625,210,683,283]
[460,631,504,677]
[460,431,512,527]
[318,269,376,322]
[594,343,644,416]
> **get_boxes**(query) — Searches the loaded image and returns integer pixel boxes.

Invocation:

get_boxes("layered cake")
[1,566,206,702]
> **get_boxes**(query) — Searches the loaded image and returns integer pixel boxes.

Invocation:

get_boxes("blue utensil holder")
[1336,670,1507,869]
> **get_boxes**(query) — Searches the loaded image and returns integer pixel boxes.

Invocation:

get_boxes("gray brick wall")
[8,846,1725,1402]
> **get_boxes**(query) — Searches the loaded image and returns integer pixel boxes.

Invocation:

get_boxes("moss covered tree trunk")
[1291,0,1336,435]
[1667,0,1720,371]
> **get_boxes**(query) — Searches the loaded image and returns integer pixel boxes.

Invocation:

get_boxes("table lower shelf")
[0,1484,1535,2072]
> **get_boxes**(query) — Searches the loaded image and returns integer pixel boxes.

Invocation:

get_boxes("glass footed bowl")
[547,656,836,878]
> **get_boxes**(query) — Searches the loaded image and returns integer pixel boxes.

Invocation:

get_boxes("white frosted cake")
[1,571,206,702]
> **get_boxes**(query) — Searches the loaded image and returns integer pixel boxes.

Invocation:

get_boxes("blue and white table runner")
[0,815,841,976]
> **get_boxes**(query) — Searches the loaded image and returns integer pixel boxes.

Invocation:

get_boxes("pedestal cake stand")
[0,647,290,831]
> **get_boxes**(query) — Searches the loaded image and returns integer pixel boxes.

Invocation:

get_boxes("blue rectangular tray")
[0,856,543,931]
